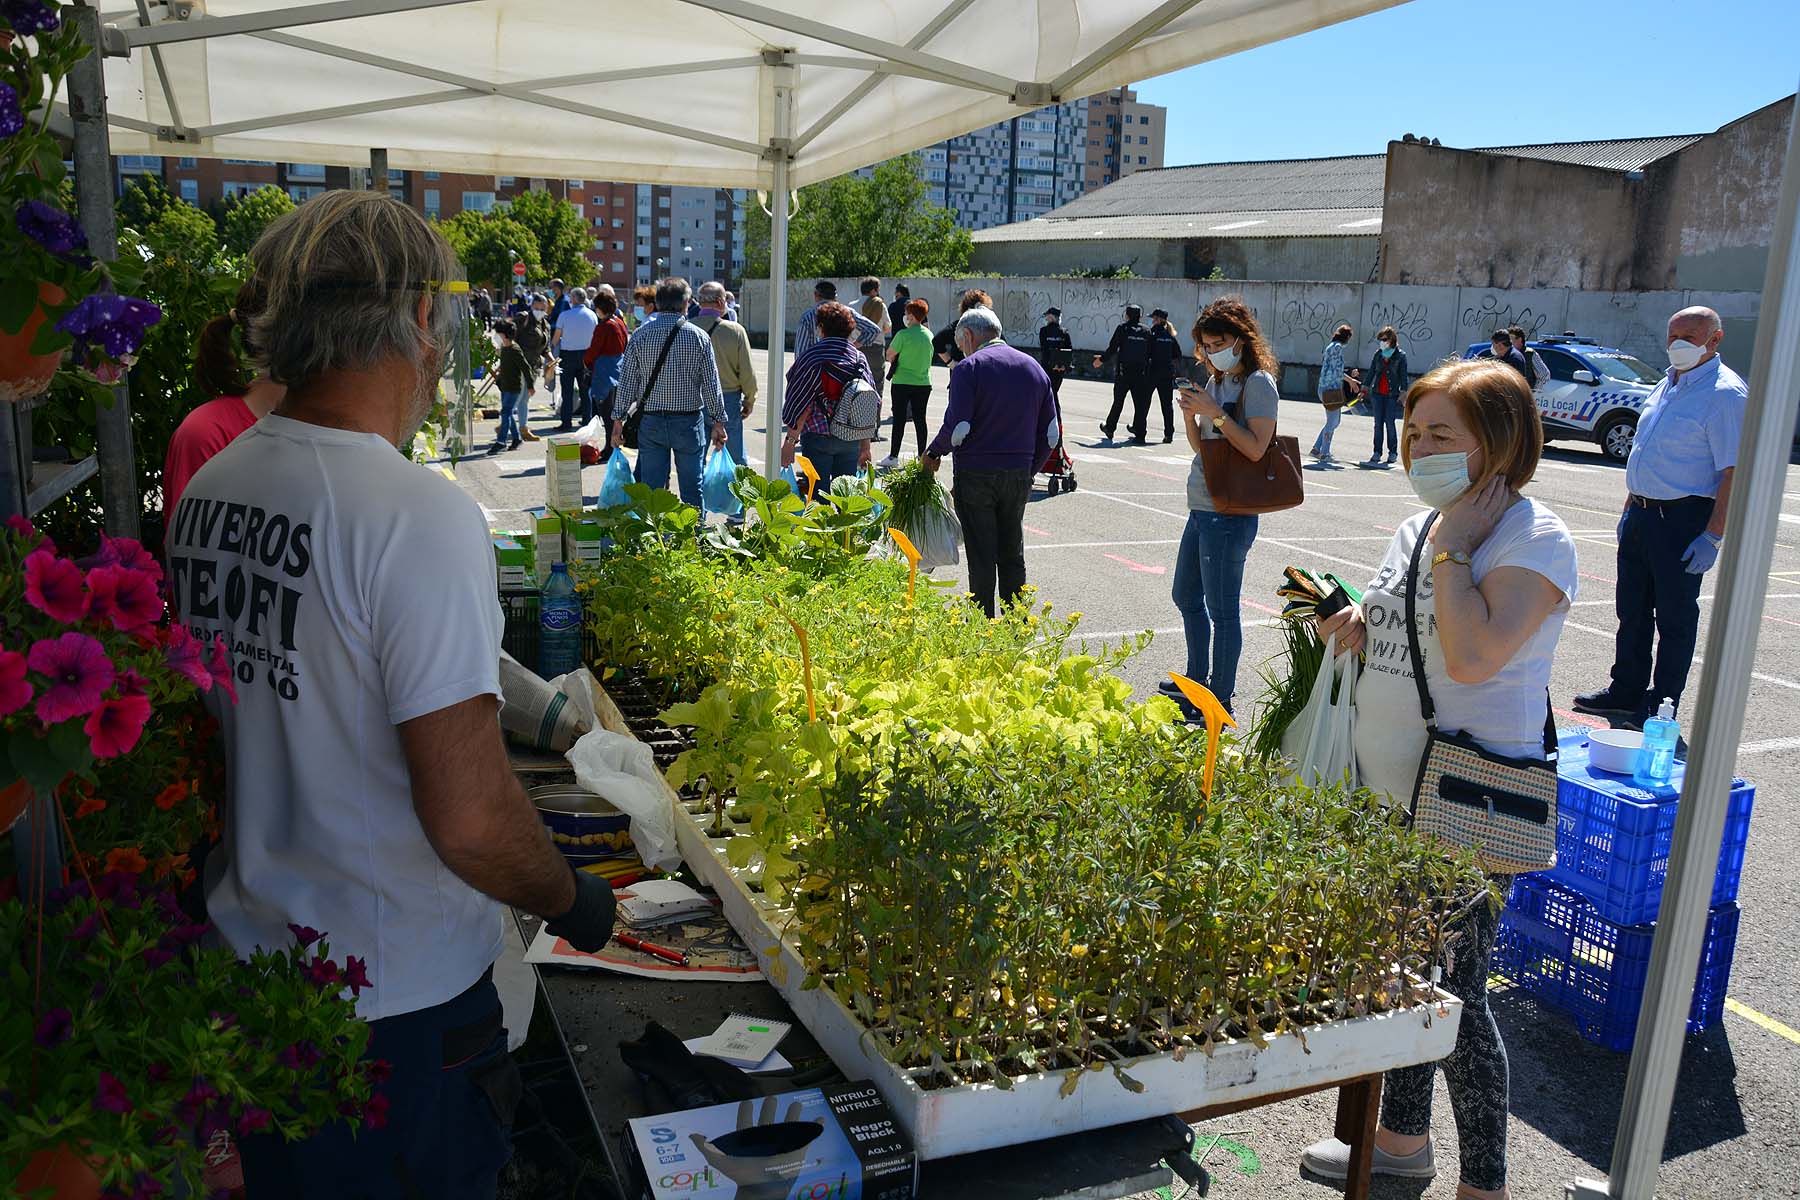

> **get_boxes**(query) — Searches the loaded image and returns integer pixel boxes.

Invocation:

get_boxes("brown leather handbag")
[1197,400,1305,515]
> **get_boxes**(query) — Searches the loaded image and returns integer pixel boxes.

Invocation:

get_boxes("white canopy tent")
[62,6,1800,1197]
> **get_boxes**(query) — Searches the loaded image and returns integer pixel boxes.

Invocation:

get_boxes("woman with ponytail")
[163,278,285,515]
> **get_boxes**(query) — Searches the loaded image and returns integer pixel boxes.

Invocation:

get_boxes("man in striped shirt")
[795,279,883,357]
[610,277,727,506]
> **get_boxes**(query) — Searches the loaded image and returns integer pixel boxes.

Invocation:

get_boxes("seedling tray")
[671,802,1463,1160]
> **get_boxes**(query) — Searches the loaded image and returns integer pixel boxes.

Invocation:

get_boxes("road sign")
[512,262,527,277]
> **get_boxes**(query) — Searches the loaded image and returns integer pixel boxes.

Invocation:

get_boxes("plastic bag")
[908,504,961,568]
[702,448,742,516]
[566,728,681,871]
[1281,634,1359,789]
[779,464,800,496]
[598,449,635,509]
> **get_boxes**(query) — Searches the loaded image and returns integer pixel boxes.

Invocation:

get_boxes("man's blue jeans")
[1171,509,1260,712]
[557,349,591,427]
[637,409,706,506]
[798,431,861,497]
[496,390,521,444]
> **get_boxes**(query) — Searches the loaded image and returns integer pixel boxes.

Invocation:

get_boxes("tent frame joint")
[97,22,132,56]
[154,123,198,143]
[1011,81,1055,107]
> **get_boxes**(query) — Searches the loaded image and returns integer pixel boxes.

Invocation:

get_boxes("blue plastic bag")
[598,450,634,509]
[780,465,800,497]
[702,448,742,516]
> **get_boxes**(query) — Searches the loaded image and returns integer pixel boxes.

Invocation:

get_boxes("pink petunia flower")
[28,633,115,725]
[363,1093,391,1130]
[5,514,36,541]
[208,635,237,703]
[23,549,88,624]
[87,565,163,633]
[85,693,152,758]
[302,956,341,990]
[33,1007,72,1048]
[161,626,211,692]
[85,535,162,580]
[236,1107,273,1135]
[0,649,31,717]
[286,923,321,949]
[94,1071,132,1113]
[343,956,372,997]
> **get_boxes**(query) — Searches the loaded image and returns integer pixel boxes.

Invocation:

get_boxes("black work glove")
[545,865,617,953]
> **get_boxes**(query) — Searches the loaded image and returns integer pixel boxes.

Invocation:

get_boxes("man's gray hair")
[248,190,458,392]
[696,281,726,307]
[655,277,692,313]
[569,286,586,304]
[956,305,1002,342]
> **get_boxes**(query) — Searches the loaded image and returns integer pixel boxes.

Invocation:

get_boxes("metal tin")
[531,784,633,865]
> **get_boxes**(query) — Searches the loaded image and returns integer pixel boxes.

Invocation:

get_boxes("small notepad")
[692,1012,791,1069]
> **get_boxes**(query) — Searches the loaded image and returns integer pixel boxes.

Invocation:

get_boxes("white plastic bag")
[566,728,682,870]
[1281,634,1360,789]
[908,505,961,568]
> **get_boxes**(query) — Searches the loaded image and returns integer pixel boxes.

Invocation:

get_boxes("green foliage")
[118,176,186,233]
[580,476,1491,1092]
[745,156,972,279]
[503,189,593,284]
[438,210,541,289]
[1057,264,1137,279]
[219,185,295,257]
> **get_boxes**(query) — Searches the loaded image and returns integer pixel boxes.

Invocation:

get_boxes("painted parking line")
[1725,998,1800,1047]
[1104,553,1166,575]
[1024,538,1181,551]
[1738,735,1800,756]
[1149,455,1194,466]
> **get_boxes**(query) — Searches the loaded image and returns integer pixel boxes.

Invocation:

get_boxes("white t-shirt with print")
[169,415,505,1020]
[1351,498,1577,807]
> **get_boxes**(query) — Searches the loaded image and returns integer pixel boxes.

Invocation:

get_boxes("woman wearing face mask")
[1161,296,1278,717]
[1299,358,1577,1200]
[880,298,933,466]
[1363,325,1409,467]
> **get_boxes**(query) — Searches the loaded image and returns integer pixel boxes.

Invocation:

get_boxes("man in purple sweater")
[924,307,1060,617]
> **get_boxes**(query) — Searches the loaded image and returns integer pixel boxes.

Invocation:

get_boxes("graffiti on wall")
[1278,299,1341,348]
[1459,292,1550,338]
[1000,287,1053,341]
[1366,300,1433,344]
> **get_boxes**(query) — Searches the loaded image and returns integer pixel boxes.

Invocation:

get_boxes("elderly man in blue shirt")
[1575,306,1743,727]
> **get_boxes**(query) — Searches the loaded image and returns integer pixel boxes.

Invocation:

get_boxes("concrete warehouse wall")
[739,276,1762,388]
[969,234,1378,283]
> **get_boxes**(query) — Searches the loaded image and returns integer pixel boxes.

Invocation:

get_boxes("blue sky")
[1133,0,1798,167]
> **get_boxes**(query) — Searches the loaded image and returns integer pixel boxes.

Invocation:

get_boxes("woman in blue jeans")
[1162,297,1280,715]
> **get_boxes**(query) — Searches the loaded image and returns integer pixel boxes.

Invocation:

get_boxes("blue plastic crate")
[1537,732,1754,926]
[1495,875,1738,1052]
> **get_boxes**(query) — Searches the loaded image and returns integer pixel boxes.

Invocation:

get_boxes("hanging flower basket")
[0,281,65,403]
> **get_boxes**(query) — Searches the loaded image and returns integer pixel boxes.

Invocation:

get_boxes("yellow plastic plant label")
[886,527,922,604]
[1169,673,1235,798]
[786,615,817,722]
[794,454,819,502]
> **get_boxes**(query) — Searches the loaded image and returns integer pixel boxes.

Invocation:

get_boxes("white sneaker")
[1300,1136,1436,1181]
[876,455,900,469]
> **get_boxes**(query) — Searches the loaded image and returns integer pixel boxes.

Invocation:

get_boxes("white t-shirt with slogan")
[168,415,504,1020]
[1351,498,1577,808]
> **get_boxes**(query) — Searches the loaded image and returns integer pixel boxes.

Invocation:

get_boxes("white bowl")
[1588,728,1644,774]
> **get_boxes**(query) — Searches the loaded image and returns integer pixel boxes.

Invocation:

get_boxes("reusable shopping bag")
[702,448,742,517]
[598,450,635,509]
[1281,633,1358,789]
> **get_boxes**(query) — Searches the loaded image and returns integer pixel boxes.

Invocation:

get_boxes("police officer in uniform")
[1093,304,1154,443]
[1147,308,1184,443]
[1038,307,1073,399]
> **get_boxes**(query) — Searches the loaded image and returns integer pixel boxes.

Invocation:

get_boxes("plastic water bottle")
[538,563,583,679]
[1633,697,1680,787]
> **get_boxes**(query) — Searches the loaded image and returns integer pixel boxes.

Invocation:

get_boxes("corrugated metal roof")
[1474,134,1702,172]
[970,208,1383,242]
[1042,154,1387,220]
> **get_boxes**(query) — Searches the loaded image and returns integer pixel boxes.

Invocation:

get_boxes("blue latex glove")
[1681,532,1720,574]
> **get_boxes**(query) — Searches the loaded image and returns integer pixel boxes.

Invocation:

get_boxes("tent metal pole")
[763,61,796,478]
[117,0,481,47]
[71,2,140,540]
[789,0,981,155]
[370,147,388,190]
[1574,93,1800,1200]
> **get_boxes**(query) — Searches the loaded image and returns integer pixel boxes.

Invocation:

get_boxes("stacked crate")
[1494,732,1754,1052]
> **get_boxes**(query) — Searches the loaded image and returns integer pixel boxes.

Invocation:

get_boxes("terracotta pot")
[0,779,28,834]
[0,282,68,404]
[12,1144,101,1200]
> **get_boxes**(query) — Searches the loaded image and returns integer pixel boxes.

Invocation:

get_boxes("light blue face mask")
[1407,451,1473,509]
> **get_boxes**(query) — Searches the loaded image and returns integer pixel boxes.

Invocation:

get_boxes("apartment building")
[1084,86,1168,192]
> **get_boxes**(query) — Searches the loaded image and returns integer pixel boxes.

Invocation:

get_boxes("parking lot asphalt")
[451,359,1800,1200]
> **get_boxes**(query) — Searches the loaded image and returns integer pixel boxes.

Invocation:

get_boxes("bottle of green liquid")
[1633,698,1679,787]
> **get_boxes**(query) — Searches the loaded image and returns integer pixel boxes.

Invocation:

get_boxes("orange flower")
[153,781,190,811]
[74,794,107,819]
[152,852,190,882]
[104,847,148,875]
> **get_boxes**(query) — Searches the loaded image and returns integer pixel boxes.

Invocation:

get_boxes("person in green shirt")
[881,298,935,467]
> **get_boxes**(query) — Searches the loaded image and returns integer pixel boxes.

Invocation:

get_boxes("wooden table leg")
[1333,1073,1384,1200]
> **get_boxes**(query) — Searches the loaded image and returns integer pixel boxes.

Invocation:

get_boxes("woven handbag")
[1403,512,1558,873]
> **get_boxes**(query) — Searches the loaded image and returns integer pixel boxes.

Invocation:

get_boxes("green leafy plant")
[744,156,972,279]
[502,189,593,284]
[218,185,295,257]
[437,210,541,289]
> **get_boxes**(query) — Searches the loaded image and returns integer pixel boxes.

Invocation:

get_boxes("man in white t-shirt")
[167,191,615,1199]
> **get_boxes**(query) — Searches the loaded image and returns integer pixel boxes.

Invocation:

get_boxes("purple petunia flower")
[343,955,372,997]
[56,293,163,361]
[27,632,114,725]
[141,947,175,970]
[33,1007,72,1048]
[95,1071,132,1114]
[0,82,21,140]
[286,923,321,950]
[69,910,100,940]
[15,200,88,258]
[2,0,62,35]
[162,625,212,692]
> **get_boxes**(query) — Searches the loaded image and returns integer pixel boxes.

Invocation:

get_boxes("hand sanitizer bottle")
[1634,698,1679,787]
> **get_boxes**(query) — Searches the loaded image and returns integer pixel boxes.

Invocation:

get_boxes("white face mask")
[1407,451,1474,509]
[1667,338,1708,371]
[1205,340,1240,371]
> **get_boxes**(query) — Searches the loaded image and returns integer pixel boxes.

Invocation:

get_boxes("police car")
[1461,335,1664,463]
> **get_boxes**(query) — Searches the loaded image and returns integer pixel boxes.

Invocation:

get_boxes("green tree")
[118,176,186,234]
[744,156,972,279]
[438,211,540,289]
[502,189,592,283]
[219,185,296,256]
[145,201,222,266]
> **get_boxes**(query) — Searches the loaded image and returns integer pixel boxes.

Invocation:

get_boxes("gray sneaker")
[1299,1136,1436,1181]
